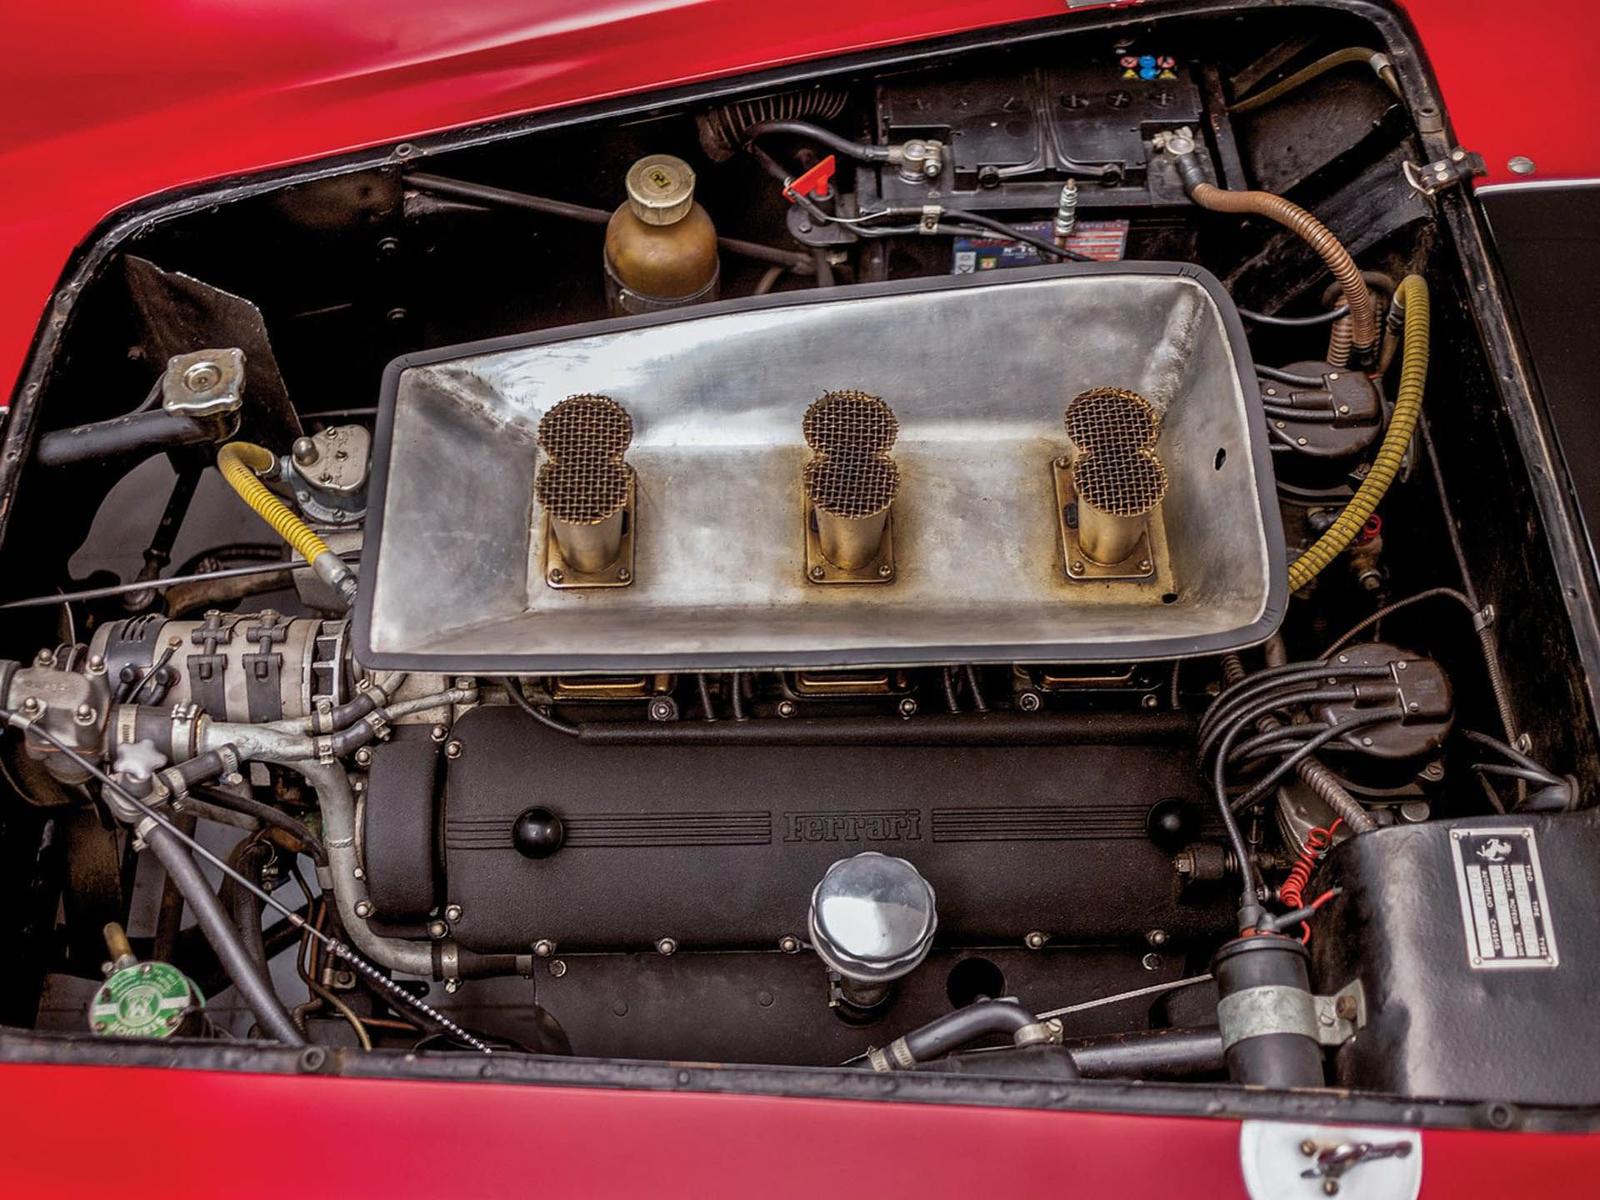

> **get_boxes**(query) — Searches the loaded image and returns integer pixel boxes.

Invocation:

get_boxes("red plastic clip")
[785,154,837,203]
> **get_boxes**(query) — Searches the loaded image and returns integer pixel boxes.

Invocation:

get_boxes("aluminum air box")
[356,263,1283,671]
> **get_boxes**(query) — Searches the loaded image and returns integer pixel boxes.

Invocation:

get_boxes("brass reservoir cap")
[625,154,696,226]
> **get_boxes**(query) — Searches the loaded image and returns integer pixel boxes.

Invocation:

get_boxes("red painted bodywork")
[0,1063,1596,1199]
[2,1,1599,1189]
[1,0,1598,405]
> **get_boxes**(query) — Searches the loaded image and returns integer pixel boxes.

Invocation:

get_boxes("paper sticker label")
[1449,827,1558,969]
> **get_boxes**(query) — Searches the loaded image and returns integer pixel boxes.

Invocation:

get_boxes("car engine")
[3,4,1599,1110]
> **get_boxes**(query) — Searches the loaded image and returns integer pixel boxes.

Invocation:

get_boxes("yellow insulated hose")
[216,442,356,604]
[1286,274,1429,592]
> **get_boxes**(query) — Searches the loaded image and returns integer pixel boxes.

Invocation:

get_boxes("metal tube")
[551,507,625,574]
[815,506,889,571]
[1077,502,1145,566]
[576,710,1193,747]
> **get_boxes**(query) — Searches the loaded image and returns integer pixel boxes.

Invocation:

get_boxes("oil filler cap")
[808,852,937,985]
[625,154,696,226]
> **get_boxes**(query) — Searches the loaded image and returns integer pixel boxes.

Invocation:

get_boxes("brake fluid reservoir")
[603,154,720,315]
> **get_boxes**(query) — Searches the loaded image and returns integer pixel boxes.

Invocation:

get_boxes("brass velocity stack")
[1063,387,1169,569]
[802,390,900,581]
[536,394,636,586]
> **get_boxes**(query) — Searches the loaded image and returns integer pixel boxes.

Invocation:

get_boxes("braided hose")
[1325,315,1354,369]
[1287,274,1429,592]
[1189,182,1377,356]
[217,442,355,604]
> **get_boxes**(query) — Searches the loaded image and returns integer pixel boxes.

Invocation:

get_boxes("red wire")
[1280,818,1344,943]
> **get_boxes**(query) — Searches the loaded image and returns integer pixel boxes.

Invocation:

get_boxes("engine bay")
[3,2,1599,1113]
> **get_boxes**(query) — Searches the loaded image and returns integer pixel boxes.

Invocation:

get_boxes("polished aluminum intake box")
[356,263,1283,671]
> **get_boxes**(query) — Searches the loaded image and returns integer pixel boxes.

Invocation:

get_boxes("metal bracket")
[918,204,942,234]
[1402,147,1486,196]
[1313,978,1366,1046]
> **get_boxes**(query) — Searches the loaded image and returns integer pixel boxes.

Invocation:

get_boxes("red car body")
[2,2,1598,1194]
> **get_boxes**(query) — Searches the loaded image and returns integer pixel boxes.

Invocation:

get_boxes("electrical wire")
[1256,364,1327,387]
[506,678,580,736]
[0,708,493,1054]
[1238,304,1349,327]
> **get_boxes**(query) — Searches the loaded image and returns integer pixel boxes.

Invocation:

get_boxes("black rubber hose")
[192,786,327,865]
[141,821,304,1045]
[962,664,989,713]
[901,1001,1049,1065]
[576,710,1193,747]
[940,668,961,714]
[696,674,718,722]
[1063,1027,1225,1080]
[1256,364,1327,386]
[36,409,227,468]
[227,840,271,971]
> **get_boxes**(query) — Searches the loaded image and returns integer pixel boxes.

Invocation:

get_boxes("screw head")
[808,565,826,581]
[1141,693,1159,709]
[445,904,463,923]
[548,568,565,585]
[777,700,797,718]
[1322,1180,1340,1197]
[1335,994,1359,1020]
[616,567,632,583]
[353,866,365,880]
[656,937,678,957]
[548,959,568,978]
[445,740,463,760]
[1508,155,1536,175]
[430,724,448,742]
[1146,928,1168,947]
[1141,952,1162,971]
[73,703,96,725]
[898,697,918,719]
[647,698,677,722]
[1068,560,1085,574]
[444,978,461,994]
[877,563,894,579]
[533,939,556,958]
[428,920,447,939]
[778,935,801,954]
[1017,691,1042,713]
[354,900,374,918]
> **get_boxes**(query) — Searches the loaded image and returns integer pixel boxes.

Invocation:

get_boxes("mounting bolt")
[19,696,40,716]
[533,939,556,958]
[1300,1139,1320,1157]
[353,866,366,880]
[428,920,448,939]
[1146,929,1168,947]
[777,700,797,719]
[878,563,894,579]
[86,655,105,674]
[1017,691,1042,713]
[1335,994,1359,1021]
[1024,930,1048,950]
[549,959,568,978]
[548,568,565,585]
[1322,1180,1340,1197]
[291,437,320,467]
[73,703,96,726]
[1421,761,1445,781]
[1141,693,1159,709]
[430,724,448,742]
[656,937,678,957]
[647,697,678,722]
[445,740,463,760]
[445,904,463,923]
[809,565,826,581]
[1068,560,1085,574]
[354,900,374,918]
[444,978,462,994]
[353,747,374,767]
[778,935,801,954]
[898,697,918,719]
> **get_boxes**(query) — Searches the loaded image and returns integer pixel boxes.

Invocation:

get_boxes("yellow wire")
[1287,274,1429,592]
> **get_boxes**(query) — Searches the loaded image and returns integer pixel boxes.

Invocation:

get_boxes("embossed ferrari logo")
[783,810,922,842]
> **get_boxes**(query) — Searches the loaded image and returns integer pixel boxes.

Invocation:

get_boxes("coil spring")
[1280,818,1343,943]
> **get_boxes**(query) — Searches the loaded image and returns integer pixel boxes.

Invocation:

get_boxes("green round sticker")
[89,962,201,1039]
